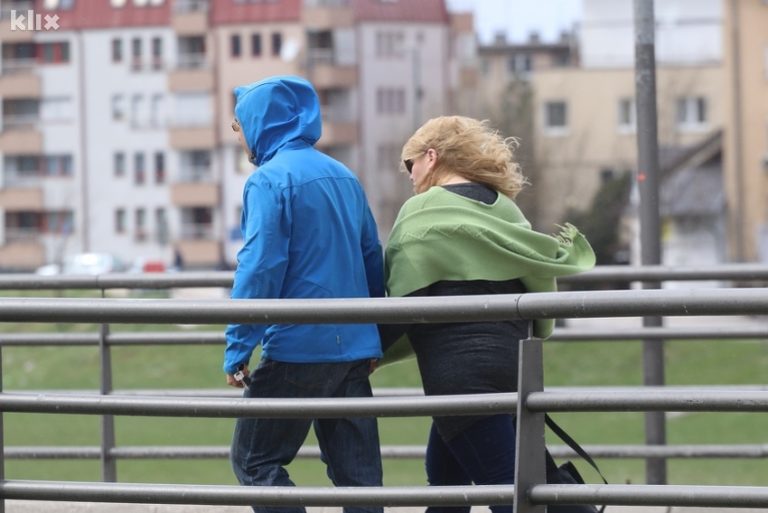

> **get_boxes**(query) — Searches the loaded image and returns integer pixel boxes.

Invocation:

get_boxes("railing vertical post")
[514,334,546,513]
[634,0,667,485]
[0,347,5,513]
[99,289,117,482]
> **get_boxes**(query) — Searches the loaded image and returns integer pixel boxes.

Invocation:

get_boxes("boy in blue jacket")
[224,75,384,513]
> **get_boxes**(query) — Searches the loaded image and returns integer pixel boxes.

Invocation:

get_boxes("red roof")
[210,0,301,25]
[35,0,170,30]
[353,0,449,24]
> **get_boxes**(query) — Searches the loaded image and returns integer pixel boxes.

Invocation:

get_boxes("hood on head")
[233,75,322,166]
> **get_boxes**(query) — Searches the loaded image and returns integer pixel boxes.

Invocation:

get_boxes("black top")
[381,183,530,440]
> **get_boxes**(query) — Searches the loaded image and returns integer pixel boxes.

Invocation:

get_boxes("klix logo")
[9,10,60,31]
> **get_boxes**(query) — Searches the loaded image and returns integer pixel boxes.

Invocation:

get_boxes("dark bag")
[545,415,606,513]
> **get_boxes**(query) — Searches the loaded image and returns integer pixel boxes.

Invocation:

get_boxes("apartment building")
[527,0,727,265]
[723,0,768,262]
[0,0,465,271]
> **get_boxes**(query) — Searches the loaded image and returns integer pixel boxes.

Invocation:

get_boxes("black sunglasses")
[403,159,414,174]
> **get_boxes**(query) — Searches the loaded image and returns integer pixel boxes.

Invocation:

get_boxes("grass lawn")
[0,304,766,487]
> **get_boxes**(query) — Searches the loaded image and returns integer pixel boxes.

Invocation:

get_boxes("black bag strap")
[545,414,608,485]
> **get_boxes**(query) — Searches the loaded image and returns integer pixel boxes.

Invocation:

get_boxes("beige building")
[723,0,768,262]
[532,65,724,231]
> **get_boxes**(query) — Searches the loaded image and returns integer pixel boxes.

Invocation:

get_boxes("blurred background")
[0,0,765,274]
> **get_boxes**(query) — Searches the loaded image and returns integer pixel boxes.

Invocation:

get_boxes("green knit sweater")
[385,186,596,341]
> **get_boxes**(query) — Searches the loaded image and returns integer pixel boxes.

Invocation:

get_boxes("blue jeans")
[425,414,517,513]
[231,358,383,513]
[425,414,596,513]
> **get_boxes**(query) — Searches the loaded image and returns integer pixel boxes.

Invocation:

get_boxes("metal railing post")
[99,289,117,482]
[0,347,5,513]
[514,334,546,513]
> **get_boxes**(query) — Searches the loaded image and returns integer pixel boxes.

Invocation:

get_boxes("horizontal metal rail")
[0,392,518,417]
[0,288,767,324]
[1,264,767,290]
[3,481,768,508]
[3,389,768,417]
[1,325,766,347]
[6,443,768,460]
[528,390,768,412]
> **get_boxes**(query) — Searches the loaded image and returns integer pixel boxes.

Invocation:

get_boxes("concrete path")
[4,503,765,513]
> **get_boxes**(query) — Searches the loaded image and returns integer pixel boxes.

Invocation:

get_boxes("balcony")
[175,237,219,268]
[172,0,209,34]
[317,119,357,147]
[0,4,35,43]
[171,181,219,207]
[0,60,40,97]
[0,239,45,270]
[306,49,357,88]
[0,187,43,210]
[0,125,42,154]
[168,67,213,93]
[169,125,216,150]
[301,2,354,29]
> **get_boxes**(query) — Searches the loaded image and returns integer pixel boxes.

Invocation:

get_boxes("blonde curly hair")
[401,116,527,198]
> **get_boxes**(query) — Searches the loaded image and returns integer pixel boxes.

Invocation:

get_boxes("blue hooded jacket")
[223,75,384,374]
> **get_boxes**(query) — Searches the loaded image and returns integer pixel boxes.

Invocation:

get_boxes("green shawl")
[383,187,595,363]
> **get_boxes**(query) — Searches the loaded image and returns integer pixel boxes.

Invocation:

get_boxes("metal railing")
[0,268,766,510]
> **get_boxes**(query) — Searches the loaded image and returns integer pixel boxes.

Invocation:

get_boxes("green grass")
[0,300,767,486]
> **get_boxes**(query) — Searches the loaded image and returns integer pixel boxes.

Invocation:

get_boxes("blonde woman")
[383,116,597,513]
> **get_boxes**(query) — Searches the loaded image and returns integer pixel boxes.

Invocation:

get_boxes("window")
[112,38,122,63]
[676,96,708,129]
[543,100,568,134]
[155,207,168,244]
[376,88,405,114]
[38,42,70,64]
[45,155,73,176]
[508,53,532,75]
[135,208,146,241]
[764,46,768,80]
[251,33,262,57]
[114,152,125,177]
[231,34,241,58]
[150,94,165,127]
[112,94,125,120]
[115,208,126,234]
[134,153,145,185]
[154,152,165,184]
[151,37,163,70]
[40,96,73,122]
[131,94,144,126]
[272,32,282,57]
[617,97,636,132]
[131,37,142,70]
[375,31,404,58]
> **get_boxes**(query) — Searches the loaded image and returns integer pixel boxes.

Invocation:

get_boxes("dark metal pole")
[633,0,666,485]
[99,288,117,482]
[0,348,5,513]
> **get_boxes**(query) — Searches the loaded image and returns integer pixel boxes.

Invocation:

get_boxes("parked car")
[35,253,126,276]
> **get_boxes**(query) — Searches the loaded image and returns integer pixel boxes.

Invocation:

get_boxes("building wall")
[723,0,768,262]
[358,22,449,234]
[82,27,174,265]
[532,65,724,230]
[580,0,722,68]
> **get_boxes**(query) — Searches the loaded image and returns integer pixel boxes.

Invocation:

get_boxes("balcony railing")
[1,58,36,74]
[178,166,212,182]
[176,53,207,70]
[1,114,39,129]
[173,0,209,13]
[179,223,214,240]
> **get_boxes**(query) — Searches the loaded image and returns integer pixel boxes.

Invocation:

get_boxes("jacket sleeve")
[360,201,384,298]
[223,177,290,374]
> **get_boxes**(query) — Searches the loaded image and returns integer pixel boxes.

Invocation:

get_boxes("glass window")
[272,32,282,57]
[251,33,262,57]
[112,39,122,63]
[231,34,241,58]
